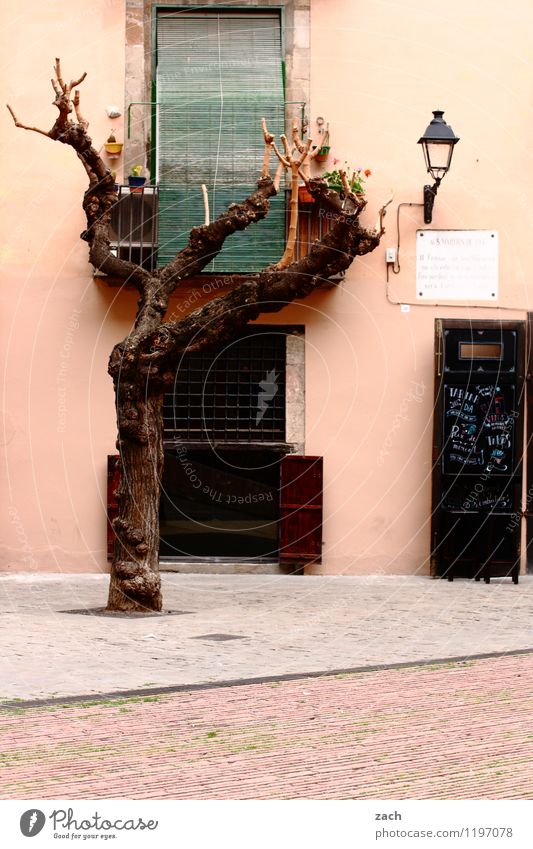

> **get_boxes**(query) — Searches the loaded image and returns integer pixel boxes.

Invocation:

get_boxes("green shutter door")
[156,12,285,272]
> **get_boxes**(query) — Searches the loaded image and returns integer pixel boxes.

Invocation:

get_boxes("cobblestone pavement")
[1,652,532,799]
[1,573,532,701]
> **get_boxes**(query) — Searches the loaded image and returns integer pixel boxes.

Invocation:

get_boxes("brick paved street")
[1,574,532,701]
[1,652,532,800]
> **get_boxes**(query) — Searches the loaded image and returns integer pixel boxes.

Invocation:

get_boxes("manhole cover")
[60,608,192,619]
[192,633,246,642]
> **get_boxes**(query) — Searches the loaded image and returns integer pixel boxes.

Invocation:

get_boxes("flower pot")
[298,186,315,204]
[127,175,146,192]
[314,145,330,163]
[105,142,123,160]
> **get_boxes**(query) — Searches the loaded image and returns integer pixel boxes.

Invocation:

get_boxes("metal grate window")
[163,330,286,443]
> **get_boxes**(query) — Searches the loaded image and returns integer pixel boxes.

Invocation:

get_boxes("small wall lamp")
[418,110,460,223]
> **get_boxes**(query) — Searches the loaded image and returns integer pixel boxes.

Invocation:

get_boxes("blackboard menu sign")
[442,480,513,512]
[443,383,516,474]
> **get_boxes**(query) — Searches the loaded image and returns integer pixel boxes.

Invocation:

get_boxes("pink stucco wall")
[304,0,532,573]
[1,0,129,571]
[2,0,532,574]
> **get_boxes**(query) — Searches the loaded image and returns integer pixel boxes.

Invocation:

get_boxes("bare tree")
[8,61,389,612]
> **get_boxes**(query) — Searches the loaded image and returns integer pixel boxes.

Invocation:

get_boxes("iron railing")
[105,184,334,277]
[109,185,158,271]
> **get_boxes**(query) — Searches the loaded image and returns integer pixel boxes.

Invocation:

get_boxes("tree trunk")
[107,393,164,612]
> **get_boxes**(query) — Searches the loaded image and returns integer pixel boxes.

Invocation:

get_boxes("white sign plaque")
[416,230,499,301]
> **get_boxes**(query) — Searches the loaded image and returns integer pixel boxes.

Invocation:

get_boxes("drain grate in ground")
[192,633,246,642]
[60,608,193,619]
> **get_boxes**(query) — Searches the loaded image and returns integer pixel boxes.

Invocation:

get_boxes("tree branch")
[68,72,87,95]
[375,192,394,238]
[134,208,380,381]
[6,104,50,138]
[73,90,88,130]
[54,58,66,92]
[9,60,151,291]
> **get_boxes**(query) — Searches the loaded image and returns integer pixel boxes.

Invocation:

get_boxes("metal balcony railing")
[109,185,158,272]
[284,189,334,263]
[105,184,335,279]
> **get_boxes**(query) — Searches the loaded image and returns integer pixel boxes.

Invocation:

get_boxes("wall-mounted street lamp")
[418,110,460,224]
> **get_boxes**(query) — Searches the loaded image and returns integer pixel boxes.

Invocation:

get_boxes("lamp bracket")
[423,179,441,224]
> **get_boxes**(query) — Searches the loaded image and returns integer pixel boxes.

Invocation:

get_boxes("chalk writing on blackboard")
[443,482,513,512]
[443,384,515,474]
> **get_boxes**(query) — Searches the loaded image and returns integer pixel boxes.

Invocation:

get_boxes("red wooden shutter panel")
[107,455,120,561]
[279,455,323,565]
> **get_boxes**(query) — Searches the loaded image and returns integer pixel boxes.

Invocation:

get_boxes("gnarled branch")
[6,104,50,138]
[132,196,380,382]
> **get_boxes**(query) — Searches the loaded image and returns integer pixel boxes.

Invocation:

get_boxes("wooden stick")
[339,169,357,203]
[295,136,312,167]
[297,167,310,186]
[277,164,300,267]
[274,138,306,269]
[293,121,313,179]
[273,160,284,192]
[280,134,291,160]
[261,117,274,145]
[291,117,306,153]
[261,118,274,178]
[271,140,289,168]
[201,183,210,226]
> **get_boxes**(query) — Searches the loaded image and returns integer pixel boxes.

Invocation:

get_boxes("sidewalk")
[2,652,532,799]
[1,573,532,701]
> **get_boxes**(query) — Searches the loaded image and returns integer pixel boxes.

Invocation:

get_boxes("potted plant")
[127,165,146,191]
[321,162,371,198]
[314,144,330,163]
[313,126,330,163]
[104,132,123,159]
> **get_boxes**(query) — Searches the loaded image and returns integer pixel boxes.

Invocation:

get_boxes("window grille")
[163,330,286,443]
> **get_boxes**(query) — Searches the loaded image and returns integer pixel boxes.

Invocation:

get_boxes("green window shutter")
[156,12,285,272]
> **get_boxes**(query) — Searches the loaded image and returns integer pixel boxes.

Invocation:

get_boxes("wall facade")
[2,0,532,575]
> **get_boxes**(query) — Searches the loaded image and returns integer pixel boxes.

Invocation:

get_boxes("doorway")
[159,447,280,561]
